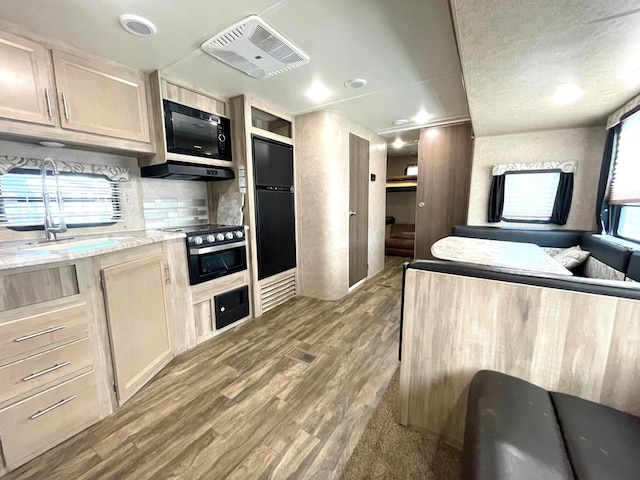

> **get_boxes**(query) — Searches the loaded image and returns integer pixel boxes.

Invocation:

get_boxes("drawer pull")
[23,361,72,381]
[15,325,65,342]
[61,92,70,120]
[29,395,77,420]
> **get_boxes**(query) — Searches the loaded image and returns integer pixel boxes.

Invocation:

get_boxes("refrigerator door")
[253,136,294,187]
[255,189,296,280]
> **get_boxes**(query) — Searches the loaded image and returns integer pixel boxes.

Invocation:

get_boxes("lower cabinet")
[101,253,173,405]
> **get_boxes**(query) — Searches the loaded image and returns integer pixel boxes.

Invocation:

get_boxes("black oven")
[164,100,232,161]
[188,240,247,285]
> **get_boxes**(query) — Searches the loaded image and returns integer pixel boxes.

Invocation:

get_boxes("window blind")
[0,171,122,227]
[610,110,640,204]
[502,171,560,222]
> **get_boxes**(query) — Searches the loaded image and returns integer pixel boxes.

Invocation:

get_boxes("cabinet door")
[0,32,56,126]
[101,254,172,405]
[52,51,150,142]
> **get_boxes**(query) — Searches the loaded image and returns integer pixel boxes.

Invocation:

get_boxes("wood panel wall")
[399,268,640,446]
[415,123,473,259]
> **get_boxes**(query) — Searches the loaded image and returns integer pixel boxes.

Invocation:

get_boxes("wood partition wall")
[399,268,640,446]
[415,123,473,260]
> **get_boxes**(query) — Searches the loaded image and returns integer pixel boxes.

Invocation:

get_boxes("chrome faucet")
[41,158,67,241]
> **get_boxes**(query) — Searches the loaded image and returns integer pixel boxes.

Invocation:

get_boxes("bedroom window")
[0,170,122,229]
[617,206,640,242]
[501,171,561,223]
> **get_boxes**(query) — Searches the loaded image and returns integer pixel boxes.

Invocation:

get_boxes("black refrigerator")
[252,136,296,280]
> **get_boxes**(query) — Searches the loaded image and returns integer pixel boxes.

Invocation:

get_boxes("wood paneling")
[0,31,56,126]
[161,78,227,117]
[0,265,78,312]
[415,123,473,259]
[399,268,640,446]
[349,133,370,287]
[52,51,150,143]
[0,371,100,469]
[0,257,406,480]
[101,254,172,406]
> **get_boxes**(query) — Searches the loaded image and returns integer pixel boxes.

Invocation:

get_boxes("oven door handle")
[190,241,246,255]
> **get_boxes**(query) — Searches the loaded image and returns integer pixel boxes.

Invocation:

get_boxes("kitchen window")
[501,171,561,223]
[0,169,122,229]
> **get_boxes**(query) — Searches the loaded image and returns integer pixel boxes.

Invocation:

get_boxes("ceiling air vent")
[201,15,309,79]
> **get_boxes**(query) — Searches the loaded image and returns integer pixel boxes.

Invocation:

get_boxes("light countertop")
[0,230,186,271]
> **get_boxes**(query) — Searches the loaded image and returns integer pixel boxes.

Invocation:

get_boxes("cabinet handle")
[61,92,70,120]
[15,325,65,342]
[44,88,53,118]
[29,395,76,420]
[349,210,358,216]
[23,361,71,381]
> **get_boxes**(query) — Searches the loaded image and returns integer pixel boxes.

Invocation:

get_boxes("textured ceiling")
[0,0,470,134]
[451,0,640,136]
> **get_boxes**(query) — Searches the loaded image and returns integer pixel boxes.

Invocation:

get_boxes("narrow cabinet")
[51,51,151,142]
[0,31,56,126]
[101,254,172,405]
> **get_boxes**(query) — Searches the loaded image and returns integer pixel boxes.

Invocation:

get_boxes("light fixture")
[305,82,331,103]
[413,110,433,124]
[119,14,158,37]
[392,138,404,149]
[393,119,409,126]
[39,141,66,148]
[427,129,439,139]
[554,83,582,104]
[344,78,367,89]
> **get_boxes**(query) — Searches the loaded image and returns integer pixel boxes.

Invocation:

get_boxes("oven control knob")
[216,233,225,241]
[206,234,215,243]
[194,236,204,245]
[225,232,234,240]
[235,230,243,238]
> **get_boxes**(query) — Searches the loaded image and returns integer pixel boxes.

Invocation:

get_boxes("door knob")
[418,202,425,208]
[349,210,358,216]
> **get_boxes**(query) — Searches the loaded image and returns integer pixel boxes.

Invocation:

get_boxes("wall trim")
[492,160,576,176]
[0,156,131,181]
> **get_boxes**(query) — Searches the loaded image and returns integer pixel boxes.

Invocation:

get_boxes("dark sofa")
[385,223,415,257]
[462,370,640,480]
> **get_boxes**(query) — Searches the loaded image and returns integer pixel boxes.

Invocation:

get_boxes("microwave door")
[171,111,218,157]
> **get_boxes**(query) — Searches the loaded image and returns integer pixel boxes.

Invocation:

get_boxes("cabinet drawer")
[0,371,100,468]
[0,302,88,364]
[0,338,92,404]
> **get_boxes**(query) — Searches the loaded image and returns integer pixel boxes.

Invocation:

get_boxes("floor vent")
[288,348,317,365]
[260,271,296,313]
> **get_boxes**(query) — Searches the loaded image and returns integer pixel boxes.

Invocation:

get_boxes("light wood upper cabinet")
[0,31,56,126]
[52,51,151,143]
[101,254,172,406]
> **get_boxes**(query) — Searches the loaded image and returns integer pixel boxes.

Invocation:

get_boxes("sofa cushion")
[386,237,414,250]
[627,251,640,282]
[389,223,415,239]
[551,392,640,480]
[462,370,572,480]
[552,246,590,269]
[452,225,586,248]
[580,234,633,272]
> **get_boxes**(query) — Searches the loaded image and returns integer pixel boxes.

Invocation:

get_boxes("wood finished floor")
[4,257,408,480]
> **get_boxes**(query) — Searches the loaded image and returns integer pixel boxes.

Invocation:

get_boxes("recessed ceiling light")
[39,141,66,148]
[344,78,367,89]
[306,82,331,103]
[392,138,404,149]
[413,110,433,124]
[554,83,582,104]
[119,14,158,37]
[393,119,409,126]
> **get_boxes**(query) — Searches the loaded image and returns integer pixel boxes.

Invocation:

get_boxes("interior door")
[349,133,370,287]
[101,254,172,405]
[414,123,474,260]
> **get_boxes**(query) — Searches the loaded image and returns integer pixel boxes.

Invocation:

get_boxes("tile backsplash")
[143,198,209,229]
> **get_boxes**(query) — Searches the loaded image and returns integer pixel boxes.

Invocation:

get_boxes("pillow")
[551,246,590,269]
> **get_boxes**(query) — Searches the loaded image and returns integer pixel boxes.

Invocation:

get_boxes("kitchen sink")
[20,236,134,252]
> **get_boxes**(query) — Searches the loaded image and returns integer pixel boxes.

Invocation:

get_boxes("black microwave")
[163,100,232,161]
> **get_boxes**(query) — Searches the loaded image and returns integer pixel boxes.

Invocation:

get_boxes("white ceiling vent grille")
[119,14,157,37]
[201,15,309,79]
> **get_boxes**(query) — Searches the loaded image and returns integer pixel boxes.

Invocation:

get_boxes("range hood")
[140,162,235,181]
